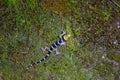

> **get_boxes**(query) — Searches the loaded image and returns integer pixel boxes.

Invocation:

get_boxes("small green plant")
[4,0,19,11]
[4,0,17,6]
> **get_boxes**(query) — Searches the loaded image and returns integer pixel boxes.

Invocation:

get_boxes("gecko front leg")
[55,49,61,55]
[59,31,66,38]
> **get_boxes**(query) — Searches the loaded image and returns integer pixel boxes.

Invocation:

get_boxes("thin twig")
[110,0,120,7]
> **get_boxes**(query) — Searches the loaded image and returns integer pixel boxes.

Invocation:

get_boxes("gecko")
[26,31,71,70]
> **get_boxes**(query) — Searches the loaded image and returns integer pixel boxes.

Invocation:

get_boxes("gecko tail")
[26,59,44,70]
[26,51,51,70]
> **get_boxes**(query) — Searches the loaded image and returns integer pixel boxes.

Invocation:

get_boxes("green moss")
[107,52,120,63]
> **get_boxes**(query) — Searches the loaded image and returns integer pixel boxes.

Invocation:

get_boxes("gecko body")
[26,31,71,70]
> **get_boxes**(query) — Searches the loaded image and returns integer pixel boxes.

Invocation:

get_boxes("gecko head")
[63,34,71,41]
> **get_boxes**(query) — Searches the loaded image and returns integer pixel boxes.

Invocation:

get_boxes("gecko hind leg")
[41,46,50,53]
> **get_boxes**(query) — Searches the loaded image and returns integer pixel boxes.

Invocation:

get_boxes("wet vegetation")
[0,0,120,80]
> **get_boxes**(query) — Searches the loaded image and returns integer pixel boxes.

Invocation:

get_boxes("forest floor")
[0,0,120,80]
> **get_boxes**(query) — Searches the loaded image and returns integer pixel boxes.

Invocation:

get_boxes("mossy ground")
[0,0,120,80]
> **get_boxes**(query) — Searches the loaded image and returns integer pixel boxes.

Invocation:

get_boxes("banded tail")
[26,51,51,70]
